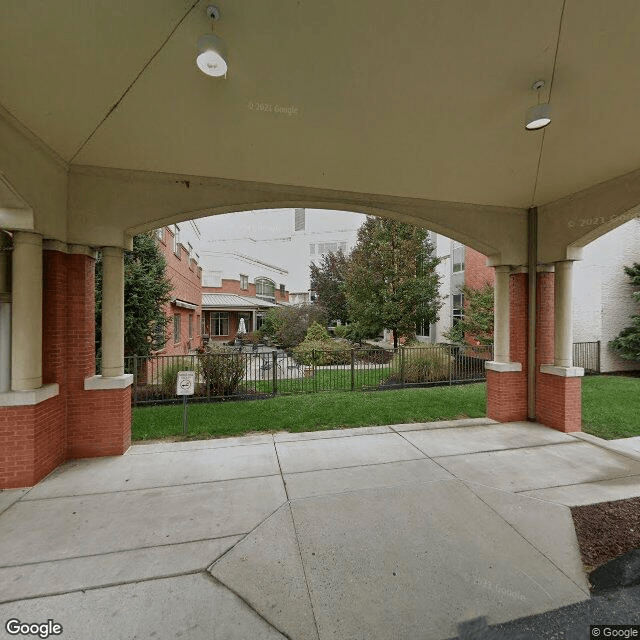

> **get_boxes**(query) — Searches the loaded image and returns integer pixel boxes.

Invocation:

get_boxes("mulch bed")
[571,497,640,570]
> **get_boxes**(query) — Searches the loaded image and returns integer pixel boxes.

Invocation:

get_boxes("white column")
[0,233,11,392]
[11,231,42,391]
[554,260,574,368]
[101,247,125,377]
[493,266,511,363]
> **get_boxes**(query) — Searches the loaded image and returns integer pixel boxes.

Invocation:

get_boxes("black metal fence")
[125,344,493,407]
[573,341,601,374]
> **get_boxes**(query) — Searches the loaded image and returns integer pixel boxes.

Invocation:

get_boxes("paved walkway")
[1,419,640,639]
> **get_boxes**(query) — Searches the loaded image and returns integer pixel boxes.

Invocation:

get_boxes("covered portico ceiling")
[1,0,640,264]
[1,0,639,208]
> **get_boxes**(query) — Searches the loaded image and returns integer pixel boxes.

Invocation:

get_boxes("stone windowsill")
[84,374,134,390]
[539,364,584,378]
[0,383,59,407]
[485,361,523,373]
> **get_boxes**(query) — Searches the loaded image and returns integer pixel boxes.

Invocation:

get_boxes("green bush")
[259,305,327,348]
[293,339,351,366]
[196,342,245,396]
[160,357,196,394]
[332,324,350,339]
[391,345,452,383]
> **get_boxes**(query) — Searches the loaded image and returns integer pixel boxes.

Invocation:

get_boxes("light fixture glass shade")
[525,103,551,130]
[196,34,227,77]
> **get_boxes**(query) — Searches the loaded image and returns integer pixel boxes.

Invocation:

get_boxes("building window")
[155,228,164,242]
[416,319,430,337]
[203,270,222,287]
[279,284,286,296]
[256,312,265,330]
[240,274,248,290]
[201,314,207,336]
[173,315,181,343]
[452,293,464,325]
[295,208,306,231]
[452,241,465,273]
[196,314,200,336]
[188,314,193,338]
[212,312,229,336]
[255,277,276,301]
[173,225,181,257]
[317,241,338,255]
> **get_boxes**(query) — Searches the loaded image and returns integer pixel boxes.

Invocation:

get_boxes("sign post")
[176,371,196,435]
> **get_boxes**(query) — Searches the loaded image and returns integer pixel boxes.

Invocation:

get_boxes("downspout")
[527,207,537,420]
[0,232,11,393]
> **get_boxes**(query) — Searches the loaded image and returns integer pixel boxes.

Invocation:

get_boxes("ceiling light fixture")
[525,80,551,131]
[196,5,227,78]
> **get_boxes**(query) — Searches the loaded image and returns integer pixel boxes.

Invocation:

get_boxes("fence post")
[597,340,601,373]
[351,349,355,391]
[449,345,453,386]
[312,349,317,393]
[133,355,138,407]
[272,350,277,396]
[400,346,405,386]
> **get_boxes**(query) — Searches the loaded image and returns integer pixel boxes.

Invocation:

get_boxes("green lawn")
[132,383,487,440]
[131,374,640,442]
[581,374,640,439]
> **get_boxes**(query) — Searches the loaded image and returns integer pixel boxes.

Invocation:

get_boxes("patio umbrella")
[238,317,247,335]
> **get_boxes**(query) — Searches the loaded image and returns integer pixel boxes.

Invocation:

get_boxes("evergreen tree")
[310,249,350,324]
[95,233,173,359]
[609,262,640,361]
[345,217,441,348]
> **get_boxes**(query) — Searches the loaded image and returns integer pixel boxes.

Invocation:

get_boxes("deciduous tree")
[345,217,441,348]
[443,283,495,347]
[310,249,350,324]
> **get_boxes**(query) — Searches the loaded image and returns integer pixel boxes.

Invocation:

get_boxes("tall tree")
[310,249,350,323]
[95,232,173,359]
[609,262,640,361]
[444,283,495,347]
[345,217,441,348]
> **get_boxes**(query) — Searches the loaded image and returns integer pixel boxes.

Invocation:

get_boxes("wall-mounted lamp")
[197,5,228,78]
[525,80,551,130]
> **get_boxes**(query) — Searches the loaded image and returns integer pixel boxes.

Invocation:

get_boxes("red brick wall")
[465,248,494,289]
[535,271,581,432]
[1,249,132,488]
[486,272,528,422]
[157,229,203,356]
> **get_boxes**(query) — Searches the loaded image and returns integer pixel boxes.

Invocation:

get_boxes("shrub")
[259,304,327,349]
[355,344,394,364]
[196,341,245,396]
[390,345,452,383]
[332,324,350,339]
[160,357,196,395]
[293,339,351,366]
[292,322,351,366]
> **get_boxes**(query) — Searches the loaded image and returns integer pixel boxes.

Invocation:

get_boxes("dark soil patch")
[571,497,640,570]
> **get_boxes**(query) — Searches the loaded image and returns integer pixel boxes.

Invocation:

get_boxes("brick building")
[155,225,203,356]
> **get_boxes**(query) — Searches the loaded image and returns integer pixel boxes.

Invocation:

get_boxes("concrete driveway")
[2,418,640,639]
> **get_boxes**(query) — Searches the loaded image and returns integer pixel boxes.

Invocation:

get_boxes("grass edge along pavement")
[132,383,487,440]
[131,374,640,441]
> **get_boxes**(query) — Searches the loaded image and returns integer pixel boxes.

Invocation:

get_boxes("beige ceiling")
[2,0,640,209]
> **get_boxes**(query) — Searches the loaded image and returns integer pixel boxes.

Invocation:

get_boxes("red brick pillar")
[535,269,582,432]
[486,272,528,422]
[66,251,131,458]
[1,246,132,489]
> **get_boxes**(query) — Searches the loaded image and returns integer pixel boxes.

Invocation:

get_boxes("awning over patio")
[202,294,279,310]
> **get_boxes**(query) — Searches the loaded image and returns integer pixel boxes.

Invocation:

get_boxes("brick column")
[535,266,583,432]
[68,249,132,458]
[486,271,528,422]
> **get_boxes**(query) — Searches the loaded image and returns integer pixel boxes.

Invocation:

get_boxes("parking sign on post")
[176,371,196,435]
